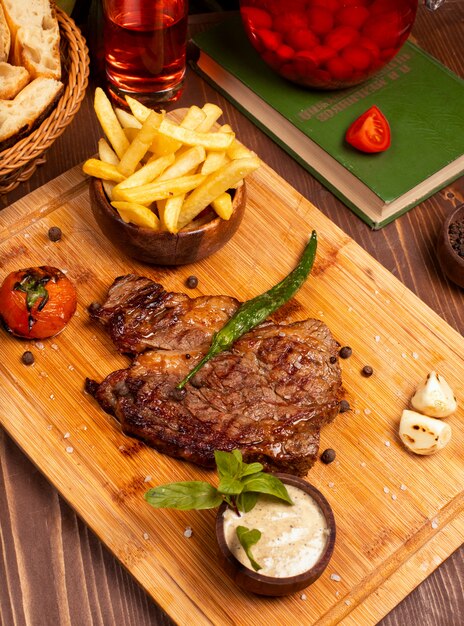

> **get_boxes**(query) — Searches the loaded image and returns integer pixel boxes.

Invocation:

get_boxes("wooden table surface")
[1,4,463,625]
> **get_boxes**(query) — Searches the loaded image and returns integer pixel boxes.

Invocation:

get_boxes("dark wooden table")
[1,4,463,625]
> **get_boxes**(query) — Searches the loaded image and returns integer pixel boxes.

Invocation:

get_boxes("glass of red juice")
[102,0,188,107]
[240,0,419,89]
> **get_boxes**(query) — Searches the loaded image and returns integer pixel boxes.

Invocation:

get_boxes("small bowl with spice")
[215,473,336,596]
[437,204,464,289]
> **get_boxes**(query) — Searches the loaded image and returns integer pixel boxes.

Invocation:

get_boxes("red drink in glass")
[102,0,188,106]
[240,0,418,89]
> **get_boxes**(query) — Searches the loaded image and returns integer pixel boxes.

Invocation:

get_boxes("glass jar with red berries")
[240,0,428,89]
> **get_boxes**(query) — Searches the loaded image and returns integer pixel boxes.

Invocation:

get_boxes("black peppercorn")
[320,448,336,464]
[21,351,35,365]
[339,346,352,359]
[329,355,337,364]
[186,275,198,289]
[362,365,374,377]
[339,399,350,413]
[48,226,62,242]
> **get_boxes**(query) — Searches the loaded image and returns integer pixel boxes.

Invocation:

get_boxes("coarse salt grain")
[385,440,391,447]
[431,519,439,529]
[36,342,45,350]
[144,475,152,483]
[300,593,307,601]
[345,600,351,606]
[391,494,397,501]
[400,484,407,491]
[68,365,75,371]
[63,432,70,439]
[348,306,353,312]
[383,486,390,494]
[143,533,150,540]
[46,425,53,431]
[330,573,341,582]
[401,353,407,359]
[374,335,380,342]
[24,233,30,238]
[184,527,193,538]
[51,343,59,350]
[328,482,335,488]
[66,446,74,454]
[360,461,366,467]
[412,352,419,359]
[364,408,371,415]
[49,394,55,400]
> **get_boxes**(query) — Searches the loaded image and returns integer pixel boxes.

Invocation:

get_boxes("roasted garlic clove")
[399,410,452,455]
[410,371,457,418]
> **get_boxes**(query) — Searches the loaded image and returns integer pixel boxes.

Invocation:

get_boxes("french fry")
[194,103,223,132]
[94,87,129,159]
[115,153,175,190]
[115,107,142,129]
[177,157,260,229]
[201,124,231,175]
[160,194,186,233]
[125,94,153,123]
[211,191,233,220]
[118,110,164,177]
[83,158,126,183]
[158,119,235,149]
[158,146,206,181]
[149,107,208,156]
[111,201,160,229]
[98,138,119,165]
[227,139,257,160]
[180,105,207,130]
[123,127,139,143]
[114,174,207,205]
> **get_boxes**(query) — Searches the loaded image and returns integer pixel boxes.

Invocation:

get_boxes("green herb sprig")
[144,449,293,570]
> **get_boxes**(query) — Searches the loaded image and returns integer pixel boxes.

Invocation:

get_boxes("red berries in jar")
[240,0,418,89]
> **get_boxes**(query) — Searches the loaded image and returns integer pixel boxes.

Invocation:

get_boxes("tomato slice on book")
[345,105,391,153]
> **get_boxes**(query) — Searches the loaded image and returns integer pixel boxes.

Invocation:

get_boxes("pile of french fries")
[83,88,261,233]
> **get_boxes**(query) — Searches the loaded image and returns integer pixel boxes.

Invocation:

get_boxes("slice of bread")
[0,76,63,150]
[0,4,10,62]
[0,62,30,99]
[0,0,61,80]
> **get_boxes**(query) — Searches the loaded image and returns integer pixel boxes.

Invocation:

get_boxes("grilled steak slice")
[89,274,239,355]
[90,317,342,476]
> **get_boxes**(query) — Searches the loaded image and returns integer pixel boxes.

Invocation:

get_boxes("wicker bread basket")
[0,6,90,194]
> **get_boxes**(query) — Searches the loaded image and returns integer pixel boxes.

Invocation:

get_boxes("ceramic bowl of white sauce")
[215,473,336,596]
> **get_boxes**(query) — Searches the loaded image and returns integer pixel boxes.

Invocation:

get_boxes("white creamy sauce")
[223,484,329,578]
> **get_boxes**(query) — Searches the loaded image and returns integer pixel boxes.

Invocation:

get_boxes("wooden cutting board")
[0,163,462,626]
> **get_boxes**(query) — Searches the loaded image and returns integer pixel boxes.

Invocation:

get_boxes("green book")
[190,15,464,229]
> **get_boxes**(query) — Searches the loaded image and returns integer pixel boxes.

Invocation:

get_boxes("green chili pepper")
[177,230,318,390]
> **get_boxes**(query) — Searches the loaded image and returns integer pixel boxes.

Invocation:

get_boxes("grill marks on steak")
[88,275,343,476]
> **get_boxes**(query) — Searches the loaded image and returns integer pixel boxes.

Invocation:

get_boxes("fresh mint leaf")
[215,449,241,480]
[218,475,243,495]
[242,473,293,504]
[236,526,262,571]
[144,481,222,510]
[236,491,259,513]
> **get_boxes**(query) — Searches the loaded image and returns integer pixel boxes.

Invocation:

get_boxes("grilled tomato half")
[0,266,77,339]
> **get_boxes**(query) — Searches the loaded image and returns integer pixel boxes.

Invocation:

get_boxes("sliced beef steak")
[88,275,343,476]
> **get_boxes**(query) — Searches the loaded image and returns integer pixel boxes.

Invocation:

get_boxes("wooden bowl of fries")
[89,176,247,265]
